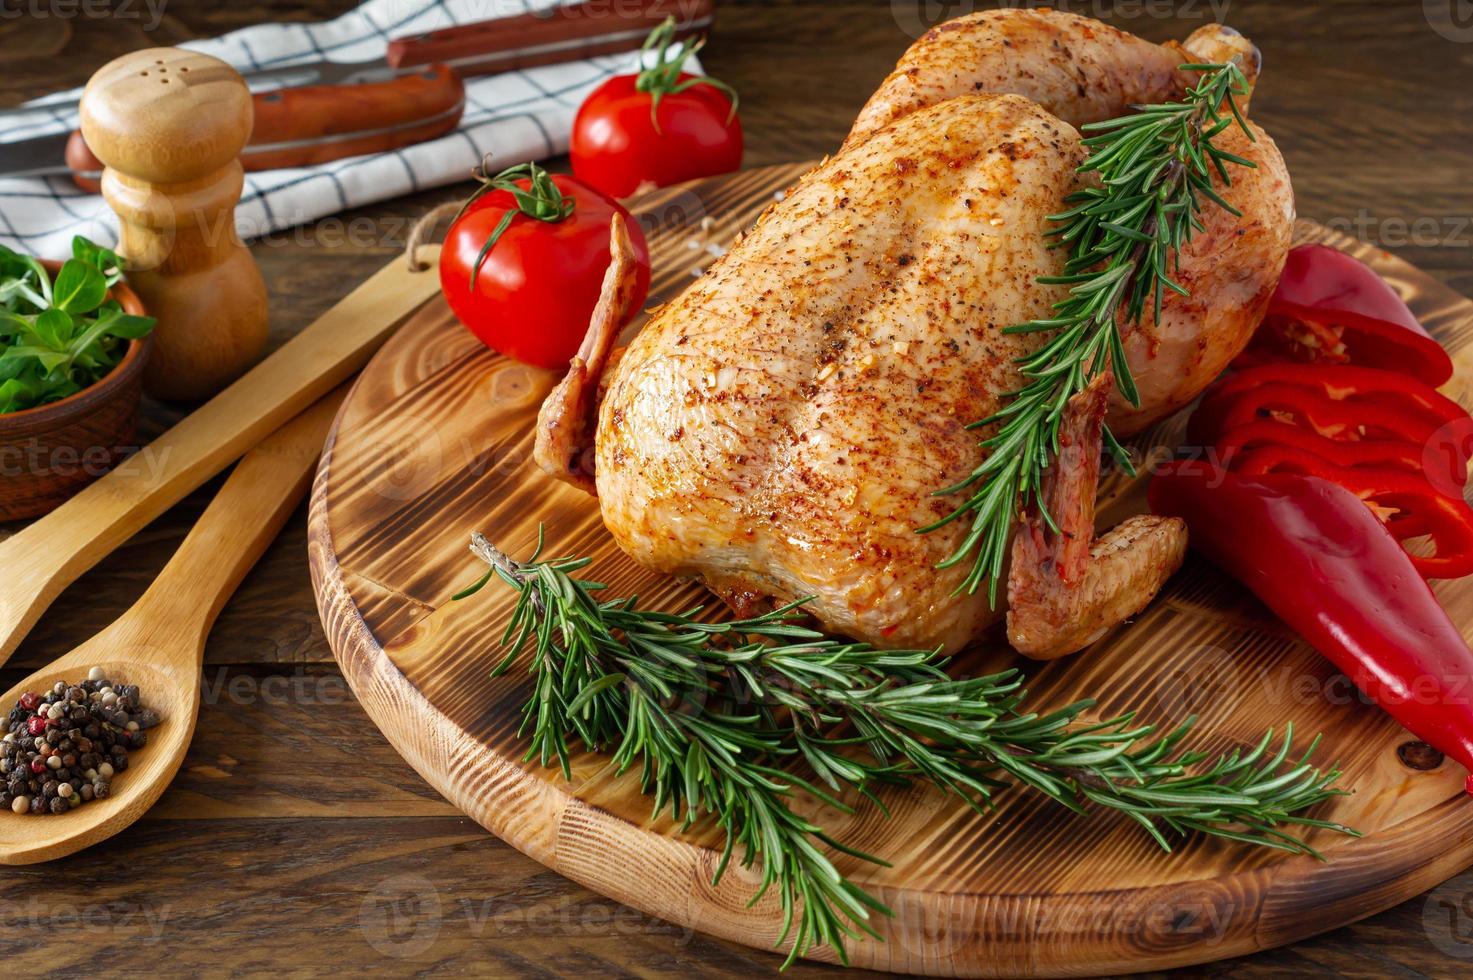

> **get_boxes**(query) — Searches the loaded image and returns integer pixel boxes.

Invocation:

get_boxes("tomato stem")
[634,15,739,135]
[458,160,576,290]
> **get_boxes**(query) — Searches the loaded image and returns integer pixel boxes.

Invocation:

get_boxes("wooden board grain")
[307,162,1473,975]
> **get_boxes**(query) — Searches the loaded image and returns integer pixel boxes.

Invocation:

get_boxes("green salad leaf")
[0,236,156,415]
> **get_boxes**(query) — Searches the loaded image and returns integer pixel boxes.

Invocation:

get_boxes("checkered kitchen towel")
[0,0,700,259]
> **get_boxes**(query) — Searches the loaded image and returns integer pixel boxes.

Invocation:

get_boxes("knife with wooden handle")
[63,65,466,193]
[1,0,716,190]
[386,0,712,72]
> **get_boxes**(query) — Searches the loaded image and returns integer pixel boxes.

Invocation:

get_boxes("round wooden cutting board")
[309,162,1473,976]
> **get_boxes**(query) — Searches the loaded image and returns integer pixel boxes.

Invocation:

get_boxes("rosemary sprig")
[921,62,1258,600]
[459,532,1356,968]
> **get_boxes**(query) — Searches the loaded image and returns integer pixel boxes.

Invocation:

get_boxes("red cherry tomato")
[439,172,650,371]
[571,71,743,199]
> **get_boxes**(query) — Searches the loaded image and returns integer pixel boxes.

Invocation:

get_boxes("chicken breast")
[599,93,1081,651]
[537,11,1293,655]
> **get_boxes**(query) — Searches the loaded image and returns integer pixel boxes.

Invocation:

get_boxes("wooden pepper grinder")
[80,48,269,402]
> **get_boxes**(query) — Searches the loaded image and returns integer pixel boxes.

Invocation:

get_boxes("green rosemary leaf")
[459,535,1356,969]
[922,61,1259,598]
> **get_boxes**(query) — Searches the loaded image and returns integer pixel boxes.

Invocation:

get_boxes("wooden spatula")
[0,247,443,666]
[0,390,342,864]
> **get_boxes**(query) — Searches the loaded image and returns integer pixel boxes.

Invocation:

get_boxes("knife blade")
[0,0,714,123]
[0,0,715,183]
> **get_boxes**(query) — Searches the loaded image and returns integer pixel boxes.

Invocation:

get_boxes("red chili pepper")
[1237,244,1453,387]
[1214,420,1443,483]
[1149,460,1473,792]
[1232,445,1473,579]
[1189,364,1473,476]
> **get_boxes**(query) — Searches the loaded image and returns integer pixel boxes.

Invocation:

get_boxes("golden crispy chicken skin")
[535,10,1292,656]
[847,10,1260,148]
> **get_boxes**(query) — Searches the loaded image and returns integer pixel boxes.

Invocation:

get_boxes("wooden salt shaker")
[80,48,269,402]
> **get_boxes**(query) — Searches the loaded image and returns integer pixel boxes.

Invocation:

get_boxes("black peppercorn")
[2,672,157,817]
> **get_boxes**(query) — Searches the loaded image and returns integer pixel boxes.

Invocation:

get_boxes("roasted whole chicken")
[536,9,1294,657]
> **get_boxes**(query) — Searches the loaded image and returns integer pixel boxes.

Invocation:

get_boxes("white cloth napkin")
[0,0,699,259]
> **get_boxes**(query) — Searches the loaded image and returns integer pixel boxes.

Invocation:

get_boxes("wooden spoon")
[0,248,441,666]
[0,389,344,864]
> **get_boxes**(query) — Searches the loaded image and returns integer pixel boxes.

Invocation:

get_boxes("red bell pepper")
[1190,364,1473,477]
[1237,243,1454,388]
[1232,445,1473,579]
[1214,420,1443,484]
[1150,460,1473,792]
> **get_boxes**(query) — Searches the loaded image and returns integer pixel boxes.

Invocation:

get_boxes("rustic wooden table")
[2,1,1471,975]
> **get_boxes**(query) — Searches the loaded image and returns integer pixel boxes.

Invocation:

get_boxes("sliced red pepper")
[1232,445,1473,579]
[1149,460,1473,793]
[1237,244,1453,387]
[1213,420,1443,483]
[1189,364,1473,478]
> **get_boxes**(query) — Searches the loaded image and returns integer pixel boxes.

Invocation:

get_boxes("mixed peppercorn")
[0,668,158,815]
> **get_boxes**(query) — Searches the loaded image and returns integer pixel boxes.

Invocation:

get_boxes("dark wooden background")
[3,1,1472,975]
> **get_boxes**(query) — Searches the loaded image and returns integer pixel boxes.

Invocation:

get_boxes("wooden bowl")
[0,261,150,521]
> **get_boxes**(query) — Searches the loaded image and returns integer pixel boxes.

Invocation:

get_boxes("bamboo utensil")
[80,47,269,401]
[0,391,342,864]
[0,247,442,667]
